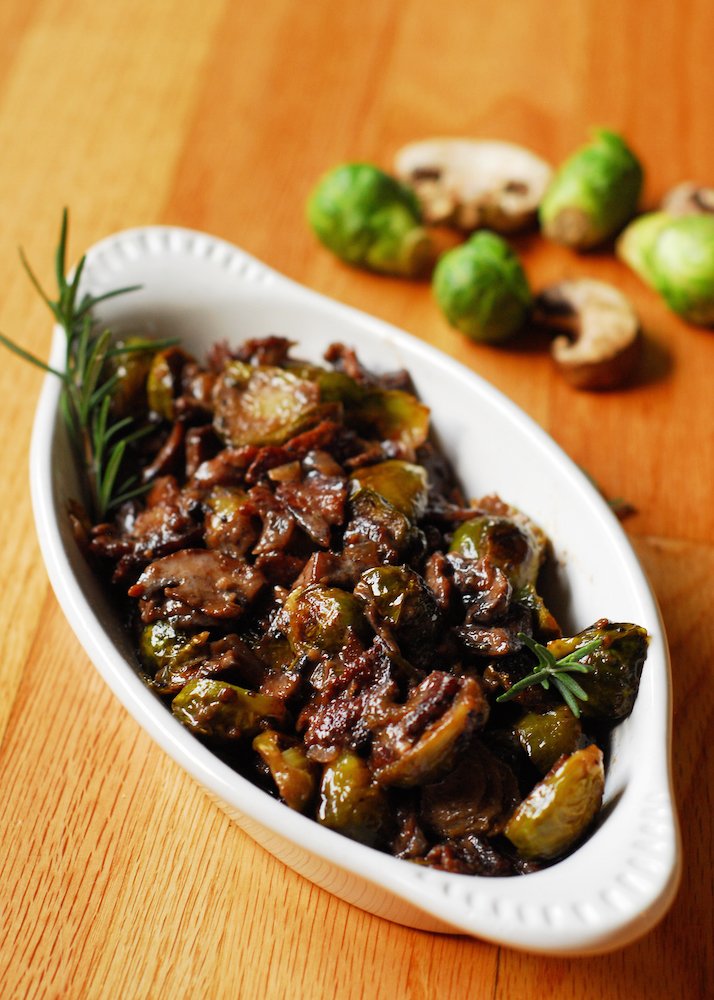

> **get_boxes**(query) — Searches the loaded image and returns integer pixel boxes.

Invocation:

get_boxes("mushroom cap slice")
[394,139,553,233]
[661,181,714,217]
[533,278,641,391]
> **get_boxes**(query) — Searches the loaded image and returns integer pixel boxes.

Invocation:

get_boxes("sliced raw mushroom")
[394,139,553,233]
[533,278,641,390]
[661,181,714,216]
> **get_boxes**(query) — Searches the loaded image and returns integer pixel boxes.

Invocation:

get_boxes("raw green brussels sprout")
[617,212,714,325]
[317,750,387,846]
[253,730,317,812]
[539,129,643,249]
[307,163,434,277]
[515,705,582,774]
[171,678,286,740]
[449,515,542,590]
[283,584,370,655]
[351,460,428,520]
[433,231,532,343]
[547,622,648,721]
[504,744,605,859]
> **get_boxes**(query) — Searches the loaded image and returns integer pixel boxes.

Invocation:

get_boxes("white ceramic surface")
[30,226,681,955]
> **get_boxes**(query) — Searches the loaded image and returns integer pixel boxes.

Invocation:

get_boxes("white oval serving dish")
[30,226,681,955]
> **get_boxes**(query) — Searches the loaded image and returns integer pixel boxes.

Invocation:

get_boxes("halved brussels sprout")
[547,621,648,721]
[351,460,428,519]
[171,678,286,740]
[515,705,582,774]
[354,565,439,665]
[449,515,543,590]
[317,750,387,846]
[140,620,209,689]
[344,486,426,563]
[283,584,370,655]
[253,730,317,812]
[212,361,324,447]
[504,744,605,859]
[349,388,430,451]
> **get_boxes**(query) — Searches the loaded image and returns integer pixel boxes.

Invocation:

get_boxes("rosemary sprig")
[497,632,602,718]
[0,209,174,520]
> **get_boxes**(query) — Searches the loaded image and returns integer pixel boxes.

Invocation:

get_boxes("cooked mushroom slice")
[394,139,553,233]
[661,181,714,216]
[533,278,641,390]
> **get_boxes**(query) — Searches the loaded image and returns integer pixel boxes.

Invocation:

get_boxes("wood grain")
[0,1,712,996]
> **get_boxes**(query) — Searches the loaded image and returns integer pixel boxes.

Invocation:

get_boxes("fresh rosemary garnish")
[497,632,602,718]
[0,210,175,521]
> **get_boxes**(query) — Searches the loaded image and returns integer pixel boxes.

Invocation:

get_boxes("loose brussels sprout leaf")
[547,622,648,721]
[539,129,643,249]
[515,583,562,640]
[213,361,323,447]
[450,515,543,590]
[147,346,191,420]
[253,730,317,812]
[283,584,370,655]
[317,750,387,846]
[515,705,582,775]
[504,744,605,860]
[618,213,714,325]
[307,163,434,277]
[351,460,428,519]
[432,230,532,343]
[171,678,286,740]
[349,389,430,451]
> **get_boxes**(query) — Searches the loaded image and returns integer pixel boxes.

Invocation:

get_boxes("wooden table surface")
[1,0,712,996]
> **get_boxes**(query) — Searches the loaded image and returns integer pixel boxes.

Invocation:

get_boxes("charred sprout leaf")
[171,678,286,740]
[432,230,532,343]
[283,584,370,655]
[450,515,543,590]
[547,622,648,721]
[253,730,317,812]
[307,163,435,277]
[496,632,602,718]
[350,460,428,519]
[540,129,643,249]
[515,705,582,774]
[504,745,605,859]
[317,750,387,846]
[0,210,175,520]
[618,212,714,325]
[213,361,327,447]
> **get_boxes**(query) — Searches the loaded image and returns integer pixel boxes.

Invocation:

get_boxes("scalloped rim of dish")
[30,225,681,955]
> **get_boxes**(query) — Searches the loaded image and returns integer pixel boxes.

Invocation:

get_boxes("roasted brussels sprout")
[351,460,428,520]
[344,486,426,564]
[449,515,543,590]
[547,621,648,721]
[307,163,434,277]
[171,678,286,740]
[146,346,192,420]
[283,584,370,655]
[109,337,156,417]
[253,730,317,812]
[354,565,440,665]
[504,745,604,859]
[139,620,208,675]
[515,583,562,641]
[515,705,582,774]
[350,388,430,452]
[617,212,714,325]
[317,750,387,846]
[212,361,325,447]
[432,231,532,343]
[539,129,643,249]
